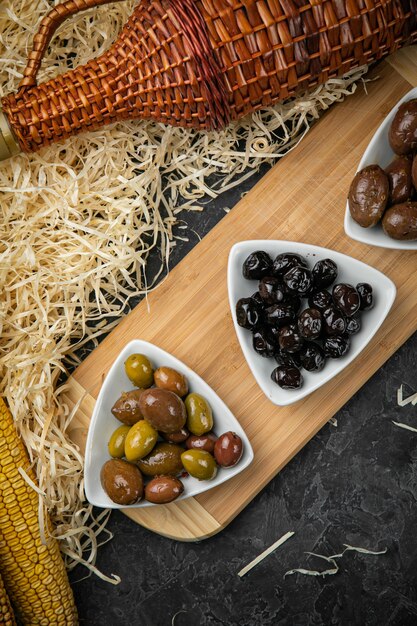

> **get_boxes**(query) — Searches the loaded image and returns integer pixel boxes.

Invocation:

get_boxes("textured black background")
[70,168,417,626]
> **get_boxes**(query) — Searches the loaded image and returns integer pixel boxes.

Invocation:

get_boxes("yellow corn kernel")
[0,572,16,626]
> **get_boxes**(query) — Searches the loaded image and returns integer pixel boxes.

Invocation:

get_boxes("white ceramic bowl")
[228,240,396,407]
[85,340,254,509]
[344,86,417,250]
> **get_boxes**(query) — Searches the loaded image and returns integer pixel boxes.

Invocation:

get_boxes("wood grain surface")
[64,50,417,541]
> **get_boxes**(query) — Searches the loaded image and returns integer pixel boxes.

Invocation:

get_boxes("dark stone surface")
[70,171,417,626]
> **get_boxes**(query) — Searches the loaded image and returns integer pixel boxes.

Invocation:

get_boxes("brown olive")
[100,459,143,505]
[139,388,186,433]
[137,443,184,477]
[111,389,144,426]
[385,155,413,205]
[214,432,243,468]
[382,202,417,240]
[332,284,360,317]
[185,433,218,454]
[412,154,417,190]
[162,427,190,444]
[389,99,417,155]
[154,366,189,397]
[144,476,184,504]
[348,165,389,228]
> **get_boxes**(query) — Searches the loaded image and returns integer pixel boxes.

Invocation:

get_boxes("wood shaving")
[392,421,417,433]
[397,385,417,407]
[238,531,295,577]
[284,544,387,578]
[0,0,370,575]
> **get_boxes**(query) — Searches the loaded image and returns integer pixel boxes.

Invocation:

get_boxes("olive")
[181,450,217,480]
[162,427,190,444]
[323,335,351,358]
[322,306,346,336]
[186,433,218,454]
[412,154,417,190]
[252,327,276,357]
[251,291,264,305]
[137,443,184,477]
[124,420,158,462]
[312,259,338,289]
[107,425,131,459]
[356,283,374,311]
[345,315,361,335]
[278,325,303,353]
[283,266,313,295]
[308,290,332,311]
[272,253,307,277]
[299,343,325,372]
[139,388,186,434]
[265,304,295,328]
[124,353,154,388]
[284,294,302,314]
[271,365,303,389]
[111,389,144,426]
[274,350,302,369]
[185,393,214,436]
[154,366,188,397]
[332,283,360,317]
[348,165,389,228]
[236,298,262,330]
[144,476,184,504]
[382,202,417,240]
[389,99,417,155]
[214,432,243,467]
[100,459,143,505]
[242,251,273,279]
[258,276,285,305]
[297,308,322,340]
[385,155,413,205]
[264,324,280,346]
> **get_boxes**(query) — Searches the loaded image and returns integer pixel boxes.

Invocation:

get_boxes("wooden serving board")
[64,49,417,541]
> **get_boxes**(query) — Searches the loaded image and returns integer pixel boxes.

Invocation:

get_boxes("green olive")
[124,353,154,388]
[137,443,184,477]
[124,420,158,462]
[107,425,131,458]
[181,450,217,481]
[185,393,213,436]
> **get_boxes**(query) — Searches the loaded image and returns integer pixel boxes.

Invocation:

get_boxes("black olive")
[299,343,325,372]
[282,294,301,314]
[356,283,374,310]
[236,298,262,329]
[272,253,307,278]
[274,350,302,368]
[297,308,322,340]
[271,365,303,389]
[265,324,280,346]
[278,325,304,353]
[251,291,264,306]
[323,335,351,358]
[332,283,360,317]
[283,267,313,295]
[312,258,338,288]
[266,304,295,328]
[252,327,275,357]
[308,290,332,311]
[258,276,285,305]
[322,306,346,336]
[346,315,361,335]
[242,251,272,279]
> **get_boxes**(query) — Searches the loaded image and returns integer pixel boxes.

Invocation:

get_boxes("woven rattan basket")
[1,0,416,158]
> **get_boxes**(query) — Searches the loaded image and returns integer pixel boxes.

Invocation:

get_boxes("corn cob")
[0,573,16,626]
[0,397,78,625]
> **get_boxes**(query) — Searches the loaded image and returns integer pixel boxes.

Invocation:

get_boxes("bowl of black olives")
[345,86,417,249]
[228,241,396,406]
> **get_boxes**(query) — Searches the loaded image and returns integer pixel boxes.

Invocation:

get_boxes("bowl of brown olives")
[84,340,254,508]
[345,87,417,249]
[228,241,396,406]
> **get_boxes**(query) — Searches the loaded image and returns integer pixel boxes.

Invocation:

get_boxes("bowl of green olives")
[84,340,254,508]
[228,241,396,406]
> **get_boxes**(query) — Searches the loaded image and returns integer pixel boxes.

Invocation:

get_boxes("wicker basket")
[1,0,416,156]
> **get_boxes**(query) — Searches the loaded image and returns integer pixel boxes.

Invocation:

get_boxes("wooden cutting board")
[64,48,417,541]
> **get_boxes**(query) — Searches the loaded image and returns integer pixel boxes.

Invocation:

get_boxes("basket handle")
[18,0,126,91]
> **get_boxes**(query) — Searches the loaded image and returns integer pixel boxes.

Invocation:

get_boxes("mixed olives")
[348,98,417,240]
[101,355,245,505]
[236,251,375,390]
